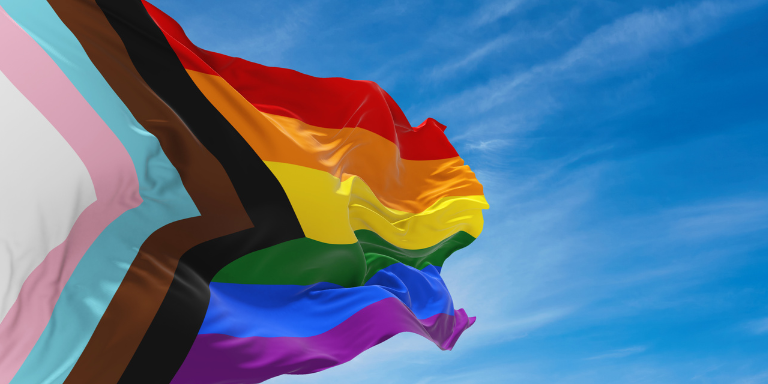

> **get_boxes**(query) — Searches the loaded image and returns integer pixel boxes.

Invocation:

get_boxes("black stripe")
[93,0,305,382]
[121,228,291,383]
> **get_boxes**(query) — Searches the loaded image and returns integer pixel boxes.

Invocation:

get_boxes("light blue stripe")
[0,1,199,384]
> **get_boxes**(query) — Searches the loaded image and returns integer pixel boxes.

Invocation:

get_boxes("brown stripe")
[46,1,253,383]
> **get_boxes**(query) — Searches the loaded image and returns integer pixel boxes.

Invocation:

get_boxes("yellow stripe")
[182,68,487,248]
[266,161,487,249]
[186,69,485,214]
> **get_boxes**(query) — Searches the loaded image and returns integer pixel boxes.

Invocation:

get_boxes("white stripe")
[0,69,96,322]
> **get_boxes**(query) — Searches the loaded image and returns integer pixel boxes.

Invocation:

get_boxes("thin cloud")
[667,198,768,241]
[427,0,767,136]
[185,0,320,67]
[547,0,762,76]
[430,34,516,79]
[586,346,648,360]
[468,0,528,29]
[736,370,768,384]
[469,308,576,341]
[744,317,768,335]
[466,139,513,152]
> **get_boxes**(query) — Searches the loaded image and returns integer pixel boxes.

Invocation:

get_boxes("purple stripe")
[170,297,474,384]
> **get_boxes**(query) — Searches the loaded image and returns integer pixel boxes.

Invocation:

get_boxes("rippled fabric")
[0,0,487,383]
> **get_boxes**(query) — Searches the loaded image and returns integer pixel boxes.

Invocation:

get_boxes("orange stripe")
[147,1,459,161]
[186,69,484,213]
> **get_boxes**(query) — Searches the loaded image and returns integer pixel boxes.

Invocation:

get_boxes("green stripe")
[358,230,476,281]
[212,230,476,287]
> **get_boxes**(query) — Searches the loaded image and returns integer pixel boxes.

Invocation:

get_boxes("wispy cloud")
[743,317,768,335]
[445,137,768,354]
[544,0,763,77]
[429,34,516,79]
[474,307,575,338]
[736,370,768,384]
[667,198,768,240]
[468,0,528,29]
[466,138,513,152]
[176,0,321,67]
[413,364,540,384]
[586,346,648,360]
[427,0,766,139]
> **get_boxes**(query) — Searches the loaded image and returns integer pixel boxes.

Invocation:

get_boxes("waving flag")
[0,0,487,383]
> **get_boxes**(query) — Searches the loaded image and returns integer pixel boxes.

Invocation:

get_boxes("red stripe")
[143,1,459,161]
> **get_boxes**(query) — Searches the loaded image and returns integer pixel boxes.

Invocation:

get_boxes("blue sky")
[151,0,768,382]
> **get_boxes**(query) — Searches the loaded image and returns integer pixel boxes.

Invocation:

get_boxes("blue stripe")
[0,2,199,384]
[199,263,454,338]
[365,263,454,317]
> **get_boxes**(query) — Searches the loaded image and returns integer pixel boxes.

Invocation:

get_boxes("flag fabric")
[0,0,487,383]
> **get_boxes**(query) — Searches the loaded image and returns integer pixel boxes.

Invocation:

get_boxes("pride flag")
[0,0,487,383]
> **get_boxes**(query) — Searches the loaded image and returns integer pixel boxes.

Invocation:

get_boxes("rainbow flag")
[0,0,487,383]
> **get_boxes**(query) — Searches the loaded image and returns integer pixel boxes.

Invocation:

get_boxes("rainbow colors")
[0,0,487,383]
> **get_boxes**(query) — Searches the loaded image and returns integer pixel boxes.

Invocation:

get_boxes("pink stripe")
[0,7,141,384]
